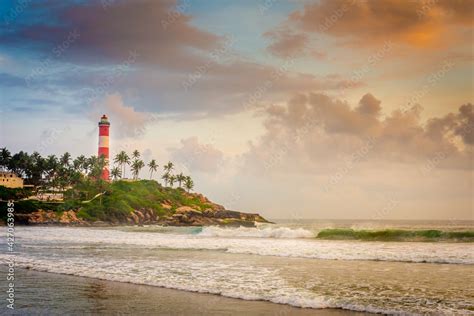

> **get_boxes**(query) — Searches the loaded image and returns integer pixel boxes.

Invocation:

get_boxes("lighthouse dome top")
[99,114,110,126]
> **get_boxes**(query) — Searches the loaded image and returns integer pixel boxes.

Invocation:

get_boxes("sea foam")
[198,226,314,238]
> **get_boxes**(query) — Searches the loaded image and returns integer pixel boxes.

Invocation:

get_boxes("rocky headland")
[3,181,270,227]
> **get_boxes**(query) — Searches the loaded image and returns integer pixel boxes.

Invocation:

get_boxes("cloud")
[357,93,381,116]
[0,0,221,70]
[286,0,473,47]
[454,103,474,144]
[89,93,151,138]
[243,92,472,175]
[264,27,309,58]
[0,0,364,118]
[170,137,225,173]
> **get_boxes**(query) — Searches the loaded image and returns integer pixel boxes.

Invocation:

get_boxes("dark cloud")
[0,1,363,117]
[0,0,221,70]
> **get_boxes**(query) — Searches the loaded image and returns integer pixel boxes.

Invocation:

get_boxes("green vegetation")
[316,228,474,242]
[77,180,214,221]
[0,147,200,223]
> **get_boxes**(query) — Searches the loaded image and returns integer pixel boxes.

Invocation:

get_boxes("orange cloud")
[285,0,473,48]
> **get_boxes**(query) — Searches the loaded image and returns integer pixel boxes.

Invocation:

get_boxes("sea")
[1,219,473,315]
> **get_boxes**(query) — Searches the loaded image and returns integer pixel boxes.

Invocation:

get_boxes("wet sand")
[5,268,363,315]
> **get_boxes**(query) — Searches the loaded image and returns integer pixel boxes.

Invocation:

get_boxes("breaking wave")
[316,229,474,242]
[197,226,314,239]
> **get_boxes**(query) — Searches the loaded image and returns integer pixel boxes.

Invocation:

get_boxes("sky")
[0,0,473,220]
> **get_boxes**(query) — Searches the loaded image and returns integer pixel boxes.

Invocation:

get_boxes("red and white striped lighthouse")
[98,114,110,181]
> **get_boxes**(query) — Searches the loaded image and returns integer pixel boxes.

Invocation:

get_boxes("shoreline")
[5,268,363,315]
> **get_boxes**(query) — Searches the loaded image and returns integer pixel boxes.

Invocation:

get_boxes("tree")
[148,159,158,179]
[132,150,140,160]
[60,152,71,167]
[131,159,145,180]
[88,155,106,179]
[73,157,82,171]
[0,147,11,171]
[45,155,59,186]
[75,155,87,173]
[111,166,122,180]
[176,173,186,188]
[184,176,194,192]
[114,151,130,179]
[163,161,174,174]
[161,173,170,186]
[28,151,45,186]
[8,151,30,178]
[168,174,176,187]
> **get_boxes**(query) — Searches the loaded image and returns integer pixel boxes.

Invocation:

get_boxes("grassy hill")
[1,180,265,226]
[76,180,221,222]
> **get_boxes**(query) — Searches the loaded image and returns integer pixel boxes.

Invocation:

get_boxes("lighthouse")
[98,114,110,181]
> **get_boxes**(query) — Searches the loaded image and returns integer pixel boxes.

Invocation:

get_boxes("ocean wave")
[6,227,474,264]
[197,226,314,238]
[316,229,474,242]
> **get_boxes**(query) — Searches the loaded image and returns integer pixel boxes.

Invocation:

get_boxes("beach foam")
[198,226,315,238]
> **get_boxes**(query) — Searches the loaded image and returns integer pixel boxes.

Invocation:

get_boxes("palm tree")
[184,176,194,192]
[176,173,186,188]
[148,159,158,179]
[132,149,140,160]
[89,155,106,180]
[131,159,145,180]
[45,155,59,184]
[60,152,71,167]
[161,173,170,186]
[73,157,82,171]
[168,174,176,187]
[111,166,122,180]
[163,161,174,174]
[0,147,11,171]
[76,155,87,173]
[114,151,130,179]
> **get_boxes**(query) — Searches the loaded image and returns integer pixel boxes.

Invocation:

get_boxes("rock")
[129,212,140,224]
[161,203,172,210]
[213,210,241,219]
[175,206,195,213]
[135,210,145,220]
[210,203,225,211]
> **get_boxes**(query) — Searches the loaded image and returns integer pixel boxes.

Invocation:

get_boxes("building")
[0,171,24,188]
[98,114,110,181]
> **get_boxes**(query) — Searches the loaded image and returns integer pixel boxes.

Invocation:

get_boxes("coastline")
[6,268,362,315]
